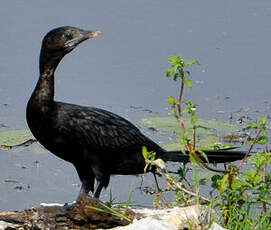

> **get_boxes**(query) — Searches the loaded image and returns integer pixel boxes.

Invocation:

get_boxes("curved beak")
[64,30,102,49]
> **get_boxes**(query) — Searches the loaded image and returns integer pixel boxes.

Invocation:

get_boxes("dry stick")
[181,168,195,192]
[238,127,263,169]
[153,172,169,207]
[177,69,186,134]
[192,149,229,173]
[179,126,227,173]
[155,164,210,203]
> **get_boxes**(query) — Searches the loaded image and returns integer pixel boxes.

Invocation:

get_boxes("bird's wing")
[54,102,161,152]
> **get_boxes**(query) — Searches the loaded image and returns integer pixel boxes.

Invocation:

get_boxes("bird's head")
[39,26,101,74]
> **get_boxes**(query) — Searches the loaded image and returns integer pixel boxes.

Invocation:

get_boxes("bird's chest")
[31,122,76,162]
[27,107,67,157]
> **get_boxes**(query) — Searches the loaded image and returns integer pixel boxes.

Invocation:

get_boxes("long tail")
[162,149,247,164]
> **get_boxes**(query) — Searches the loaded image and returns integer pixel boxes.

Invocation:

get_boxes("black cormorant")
[26,26,246,199]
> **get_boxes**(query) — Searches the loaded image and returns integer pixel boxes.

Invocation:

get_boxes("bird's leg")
[74,164,95,200]
[79,183,90,196]
[76,181,93,202]
[94,180,104,198]
[70,182,97,219]
[152,172,169,207]
[93,176,110,198]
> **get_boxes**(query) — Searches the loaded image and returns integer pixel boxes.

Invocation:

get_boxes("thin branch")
[176,64,229,174]
[238,127,263,169]
[156,165,210,204]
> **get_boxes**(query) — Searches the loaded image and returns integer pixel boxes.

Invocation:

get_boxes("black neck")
[39,46,64,74]
[28,69,55,109]
[27,46,65,114]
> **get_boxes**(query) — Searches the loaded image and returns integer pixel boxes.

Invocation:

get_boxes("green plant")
[87,201,132,223]
[143,54,271,229]
[210,117,270,227]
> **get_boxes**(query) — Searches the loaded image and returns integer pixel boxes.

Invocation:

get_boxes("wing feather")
[54,102,160,152]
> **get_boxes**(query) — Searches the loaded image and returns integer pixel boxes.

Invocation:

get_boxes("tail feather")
[162,149,247,163]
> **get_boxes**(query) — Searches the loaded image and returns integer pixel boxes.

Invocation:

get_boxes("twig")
[238,127,263,169]
[156,166,210,203]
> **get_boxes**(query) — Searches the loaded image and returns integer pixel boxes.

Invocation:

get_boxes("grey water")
[0,0,271,211]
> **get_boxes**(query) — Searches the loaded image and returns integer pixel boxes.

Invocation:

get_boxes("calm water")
[0,0,271,210]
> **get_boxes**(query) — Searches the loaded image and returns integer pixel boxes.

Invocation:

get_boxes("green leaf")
[259,116,267,126]
[168,96,176,105]
[197,149,209,163]
[231,177,243,191]
[179,133,190,145]
[248,154,266,168]
[142,146,149,160]
[168,55,178,64]
[142,146,156,162]
[173,72,180,81]
[166,66,175,77]
[244,168,256,181]
[247,122,259,129]
[219,173,229,194]
[181,108,189,115]
[245,140,254,146]
[184,59,200,67]
[183,76,193,89]
[211,175,223,189]
[176,56,183,64]
[167,65,178,77]
[189,152,201,168]
[257,136,268,145]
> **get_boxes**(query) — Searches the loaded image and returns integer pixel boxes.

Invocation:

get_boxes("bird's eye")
[65,33,73,40]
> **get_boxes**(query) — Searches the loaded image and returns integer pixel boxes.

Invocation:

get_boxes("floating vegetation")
[142,117,239,134]
[0,129,47,154]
